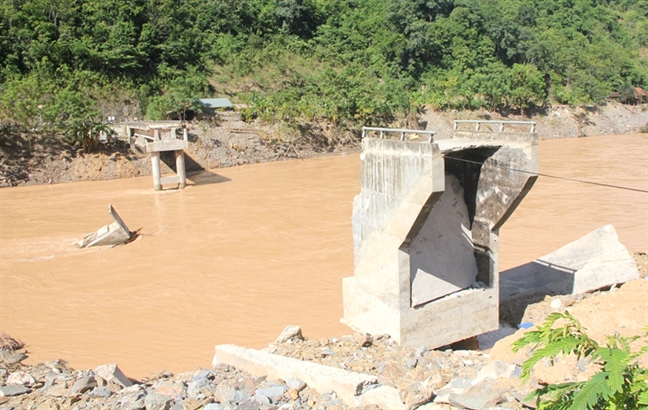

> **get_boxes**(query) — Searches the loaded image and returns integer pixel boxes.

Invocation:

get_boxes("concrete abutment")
[342,125,539,348]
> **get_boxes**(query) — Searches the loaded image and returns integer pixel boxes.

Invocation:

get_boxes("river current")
[0,134,646,378]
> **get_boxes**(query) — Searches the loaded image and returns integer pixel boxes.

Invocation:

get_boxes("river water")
[0,134,646,378]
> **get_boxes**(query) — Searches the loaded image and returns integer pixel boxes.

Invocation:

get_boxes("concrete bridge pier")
[342,124,538,348]
[127,126,189,191]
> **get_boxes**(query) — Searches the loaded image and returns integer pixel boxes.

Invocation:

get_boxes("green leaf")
[639,389,648,405]
[520,336,583,381]
[598,347,629,394]
[569,371,611,410]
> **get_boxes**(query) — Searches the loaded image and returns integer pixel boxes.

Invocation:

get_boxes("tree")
[507,64,546,115]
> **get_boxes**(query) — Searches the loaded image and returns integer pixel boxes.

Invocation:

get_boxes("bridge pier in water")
[342,121,539,348]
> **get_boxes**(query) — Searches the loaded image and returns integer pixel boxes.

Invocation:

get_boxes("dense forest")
[0,0,647,140]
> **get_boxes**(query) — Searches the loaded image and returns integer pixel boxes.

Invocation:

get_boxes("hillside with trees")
[1,0,647,141]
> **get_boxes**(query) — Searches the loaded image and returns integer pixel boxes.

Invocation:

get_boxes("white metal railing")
[453,120,536,133]
[362,127,435,142]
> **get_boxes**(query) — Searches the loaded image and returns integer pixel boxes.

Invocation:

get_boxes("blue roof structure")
[198,98,233,109]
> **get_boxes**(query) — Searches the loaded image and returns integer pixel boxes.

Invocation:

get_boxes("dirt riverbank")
[1,103,646,188]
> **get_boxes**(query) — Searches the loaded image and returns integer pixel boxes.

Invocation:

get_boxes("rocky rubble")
[2,330,538,410]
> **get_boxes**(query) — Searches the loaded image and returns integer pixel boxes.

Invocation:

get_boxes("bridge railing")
[362,127,436,142]
[453,120,536,133]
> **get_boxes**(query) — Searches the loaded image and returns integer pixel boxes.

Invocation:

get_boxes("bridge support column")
[175,150,186,189]
[151,151,162,191]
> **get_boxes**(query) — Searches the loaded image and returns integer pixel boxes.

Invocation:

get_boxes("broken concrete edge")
[77,205,133,248]
[500,224,640,301]
[212,344,406,409]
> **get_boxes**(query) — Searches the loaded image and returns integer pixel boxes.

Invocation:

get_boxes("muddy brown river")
[1,134,646,378]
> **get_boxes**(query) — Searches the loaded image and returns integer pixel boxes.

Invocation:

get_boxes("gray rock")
[71,376,97,394]
[6,370,36,386]
[204,404,220,410]
[473,360,520,384]
[273,325,303,344]
[153,379,185,399]
[187,378,216,400]
[415,346,429,357]
[0,385,30,397]
[407,357,418,369]
[252,394,271,405]
[448,379,503,410]
[233,397,262,410]
[89,386,113,398]
[144,392,173,410]
[229,388,251,404]
[254,383,285,400]
[192,370,213,382]
[286,378,306,392]
[434,378,473,403]
[0,350,27,365]
[321,348,336,357]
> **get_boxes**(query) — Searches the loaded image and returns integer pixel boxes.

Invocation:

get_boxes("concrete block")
[501,225,640,300]
[212,344,378,407]
[94,363,133,389]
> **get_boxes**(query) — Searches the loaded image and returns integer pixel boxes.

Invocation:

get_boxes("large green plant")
[513,312,648,410]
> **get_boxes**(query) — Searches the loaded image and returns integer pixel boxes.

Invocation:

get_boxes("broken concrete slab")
[501,224,640,300]
[77,205,133,248]
[212,344,378,407]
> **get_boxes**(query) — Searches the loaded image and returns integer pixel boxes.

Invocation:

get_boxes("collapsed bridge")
[342,120,539,348]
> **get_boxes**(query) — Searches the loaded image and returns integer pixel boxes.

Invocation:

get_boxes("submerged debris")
[77,205,134,248]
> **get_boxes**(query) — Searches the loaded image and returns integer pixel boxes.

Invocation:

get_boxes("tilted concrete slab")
[212,344,380,407]
[77,205,133,248]
[501,225,640,300]
[343,125,538,348]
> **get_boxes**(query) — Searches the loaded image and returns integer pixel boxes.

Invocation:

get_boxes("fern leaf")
[639,389,648,405]
[598,347,629,394]
[520,336,583,380]
[534,382,581,410]
[569,371,610,410]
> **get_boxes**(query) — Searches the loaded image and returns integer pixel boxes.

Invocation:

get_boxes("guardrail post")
[530,123,536,133]
[499,122,505,132]
[475,122,481,131]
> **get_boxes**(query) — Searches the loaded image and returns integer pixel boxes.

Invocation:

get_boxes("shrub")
[513,312,648,409]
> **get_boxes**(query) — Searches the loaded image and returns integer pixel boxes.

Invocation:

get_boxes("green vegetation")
[1,0,647,138]
[513,312,648,409]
